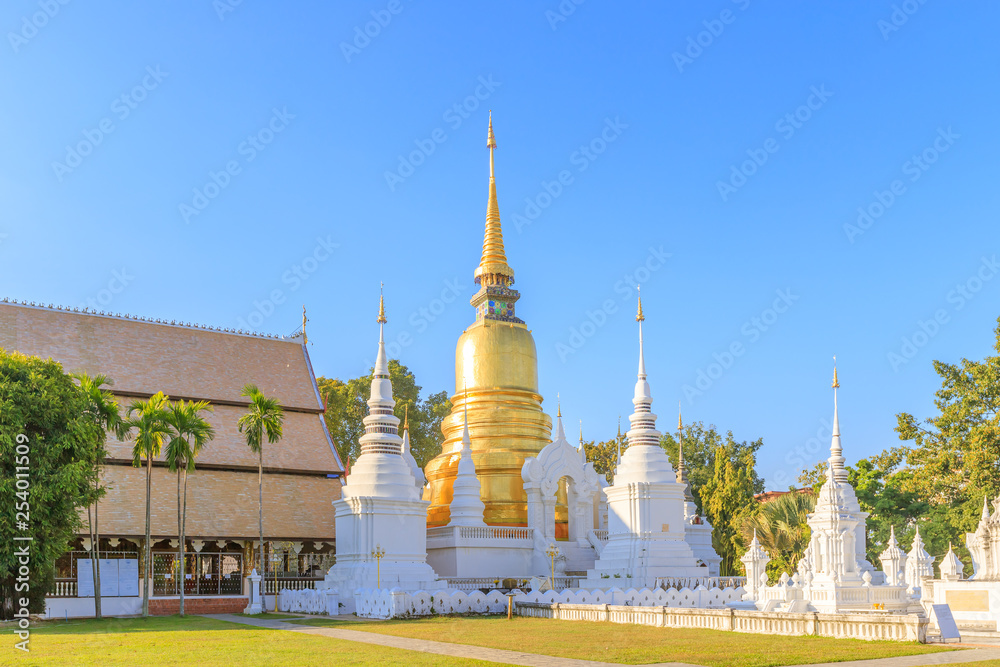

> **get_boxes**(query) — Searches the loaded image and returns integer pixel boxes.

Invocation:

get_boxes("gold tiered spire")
[832,356,840,388]
[377,283,387,324]
[474,112,515,287]
[636,286,645,322]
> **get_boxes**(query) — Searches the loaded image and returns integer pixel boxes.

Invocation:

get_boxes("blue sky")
[2,1,998,490]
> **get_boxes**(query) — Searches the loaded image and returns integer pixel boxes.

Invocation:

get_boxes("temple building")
[0,301,343,616]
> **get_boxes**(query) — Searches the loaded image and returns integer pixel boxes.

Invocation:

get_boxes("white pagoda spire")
[578,419,586,462]
[829,358,847,483]
[940,543,964,581]
[905,525,934,593]
[447,398,486,527]
[358,286,402,456]
[878,526,907,587]
[626,287,661,448]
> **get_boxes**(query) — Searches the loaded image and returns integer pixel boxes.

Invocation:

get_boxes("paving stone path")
[205,613,1000,667]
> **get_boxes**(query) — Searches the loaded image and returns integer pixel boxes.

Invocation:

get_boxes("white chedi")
[940,543,964,581]
[904,526,934,595]
[447,406,486,527]
[401,413,425,489]
[878,526,907,587]
[321,292,445,612]
[582,292,704,588]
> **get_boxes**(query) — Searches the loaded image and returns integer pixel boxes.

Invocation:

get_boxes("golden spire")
[677,401,682,431]
[557,392,561,418]
[474,111,514,286]
[403,403,409,431]
[832,355,839,388]
[377,283,387,324]
[636,286,645,322]
[302,305,308,345]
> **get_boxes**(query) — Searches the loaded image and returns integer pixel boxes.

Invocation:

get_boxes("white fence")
[277,588,339,615]
[516,602,927,642]
[342,585,745,619]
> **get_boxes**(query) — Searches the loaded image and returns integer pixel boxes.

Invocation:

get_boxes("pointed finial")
[677,401,683,431]
[404,403,409,432]
[487,110,496,150]
[475,112,514,287]
[636,285,645,322]
[377,283,387,324]
[302,305,308,344]
[617,415,621,440]
[832,355,839,388]
[579,419,583,445]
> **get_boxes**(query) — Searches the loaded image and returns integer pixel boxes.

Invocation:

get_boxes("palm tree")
[741,491,816,582]
[237,384,284,609]
[163,400,215,617]
[74,373,125,620]
[125,392,171,618]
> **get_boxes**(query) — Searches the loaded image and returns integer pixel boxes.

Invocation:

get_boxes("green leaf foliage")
[0,350,104,618]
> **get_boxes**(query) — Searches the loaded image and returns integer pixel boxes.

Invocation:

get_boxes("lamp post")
[545,543,559,591]
[371,544,386,589]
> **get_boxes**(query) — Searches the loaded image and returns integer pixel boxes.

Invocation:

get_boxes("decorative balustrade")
[654,576,746,591]
[516,602,927,642]
[50,580,77,598]
[263,577,322,594]
[592,530,608,542]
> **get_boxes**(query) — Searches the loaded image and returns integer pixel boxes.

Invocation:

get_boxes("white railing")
[654,576,747,590]
[592,530,608,542]
[516,602,928,642]
[458,526,534,540]
[51,580,77,598]
[263,577,322,594]
[426,525,535,542]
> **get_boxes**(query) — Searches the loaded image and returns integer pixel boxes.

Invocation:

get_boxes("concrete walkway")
[205,614,1000,667]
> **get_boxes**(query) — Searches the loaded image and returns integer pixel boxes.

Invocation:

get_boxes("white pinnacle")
[447,403,486,527]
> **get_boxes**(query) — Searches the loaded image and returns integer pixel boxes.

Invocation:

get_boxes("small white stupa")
[447,403,487,528]
[581,290,704,588]
[320,289,445,611]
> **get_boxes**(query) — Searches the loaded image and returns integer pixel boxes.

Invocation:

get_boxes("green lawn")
[18,615,506,666]
[286,614,957,667]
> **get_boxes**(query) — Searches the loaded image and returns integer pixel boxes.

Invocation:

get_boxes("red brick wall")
[148,597,248,615]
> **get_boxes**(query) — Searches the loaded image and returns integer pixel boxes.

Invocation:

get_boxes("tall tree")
[238,383,284,607]
[163,400,215,617]
[662,421,765,515]
[741,492,816,582]
[1,351,101,619]
[583,427,627,484]
[700,436,764,575]
[73,372,124,620]
[124,391,171,618]
[318,360,449,470]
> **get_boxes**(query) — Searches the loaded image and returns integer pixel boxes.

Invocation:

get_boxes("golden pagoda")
[423,114,553,527]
